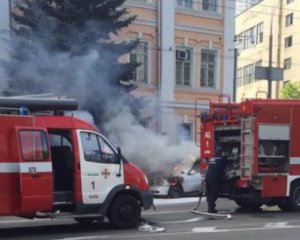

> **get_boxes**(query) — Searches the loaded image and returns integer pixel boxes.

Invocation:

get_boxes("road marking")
[265,222,288,228]
[60,237,108,240]
[191,227,217,232]
[192,224,300,233]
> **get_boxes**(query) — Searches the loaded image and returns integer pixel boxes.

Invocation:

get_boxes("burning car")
[150,155,203,198]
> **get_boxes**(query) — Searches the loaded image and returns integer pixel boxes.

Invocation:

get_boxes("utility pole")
[268,24,273,99]
[233,48,238,102]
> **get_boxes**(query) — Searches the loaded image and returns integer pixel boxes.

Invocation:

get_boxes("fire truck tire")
[109,194,141,229]
[277,202,292,211]
[168,185,183,198]
[288,182,300,211]
[234,200,262,210]
[74,217,94,225]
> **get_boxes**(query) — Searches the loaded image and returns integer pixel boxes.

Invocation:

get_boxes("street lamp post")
[268,28,273,99]
[233,48,238,102]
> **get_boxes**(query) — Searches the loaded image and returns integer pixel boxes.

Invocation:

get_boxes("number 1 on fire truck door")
[78,131,124,204]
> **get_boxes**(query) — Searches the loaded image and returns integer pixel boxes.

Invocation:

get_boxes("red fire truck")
[0,97,153,228]
[195,96,300,211]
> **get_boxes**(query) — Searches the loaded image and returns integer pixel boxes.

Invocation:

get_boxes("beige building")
[236,0,300,101]
[123,0,235,144]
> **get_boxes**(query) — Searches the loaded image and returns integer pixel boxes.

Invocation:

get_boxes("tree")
[2,0,144,128]
[280,82,300,99]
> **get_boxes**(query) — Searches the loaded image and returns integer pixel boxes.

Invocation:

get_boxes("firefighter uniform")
[205,154,228,213]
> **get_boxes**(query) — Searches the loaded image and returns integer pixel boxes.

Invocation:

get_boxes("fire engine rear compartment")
[214,122,291,196]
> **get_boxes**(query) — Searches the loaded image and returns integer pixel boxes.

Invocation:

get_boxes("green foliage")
[280,82,300,99]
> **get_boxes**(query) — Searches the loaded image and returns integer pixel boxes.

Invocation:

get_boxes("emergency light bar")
[0,97,78,112]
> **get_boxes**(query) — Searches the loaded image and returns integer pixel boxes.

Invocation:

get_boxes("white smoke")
[0,65,7,92]
[66,110,95,125]
[0,32,9,92]
[104,106,199,179]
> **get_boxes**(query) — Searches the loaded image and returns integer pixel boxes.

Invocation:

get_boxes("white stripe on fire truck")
[0,162,52,173]
[290,157,300,164]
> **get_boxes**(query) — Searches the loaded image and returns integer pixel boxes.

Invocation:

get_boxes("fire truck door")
[17,128,53,213]
[78,131,124,204]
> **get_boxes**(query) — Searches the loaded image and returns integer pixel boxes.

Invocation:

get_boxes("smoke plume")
[104,104,198,179]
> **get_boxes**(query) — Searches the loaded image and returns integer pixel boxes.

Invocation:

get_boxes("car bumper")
[150,185,169,196]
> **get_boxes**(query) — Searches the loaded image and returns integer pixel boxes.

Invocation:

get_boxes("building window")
[202,0,217,12]
[176,48,192,86]
[237,22,263,52]
[284,58,292,69]
[245,62,258,85]
[243,64,253,85]
[285,36,293,48]
[256,22,264,43]
[244,27,255,49]
[286,13,293,26]
[130,41,148,84]
[200,49,217,88]
[177,0,193,9]
[287,0,294,4]
[177,123,192,142]
[237,68,243,87]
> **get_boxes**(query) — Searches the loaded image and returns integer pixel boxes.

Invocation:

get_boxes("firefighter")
[205,145,228,213]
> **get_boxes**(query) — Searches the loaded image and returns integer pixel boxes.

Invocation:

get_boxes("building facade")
[123,0,235,144]
[236,0,299,101]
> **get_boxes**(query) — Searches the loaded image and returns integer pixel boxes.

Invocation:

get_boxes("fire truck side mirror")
[117,147,122,163]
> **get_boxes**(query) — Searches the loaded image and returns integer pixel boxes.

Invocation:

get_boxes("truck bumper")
[141,190,154,210]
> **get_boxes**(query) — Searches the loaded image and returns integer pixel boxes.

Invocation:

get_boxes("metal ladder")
[240,116,254,178]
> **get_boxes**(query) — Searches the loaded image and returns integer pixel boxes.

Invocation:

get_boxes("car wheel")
[168,184,183,198]
[109,195,141,229]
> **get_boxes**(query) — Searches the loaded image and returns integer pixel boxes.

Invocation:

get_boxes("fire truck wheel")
[277,202,292,211]
[168,185,183,198]
[109,195,141,229]
[74,217,94,225]
[234,200,262,210]
[289,182,300,211]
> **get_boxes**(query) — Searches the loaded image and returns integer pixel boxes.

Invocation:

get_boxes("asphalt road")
[1,197,300,240]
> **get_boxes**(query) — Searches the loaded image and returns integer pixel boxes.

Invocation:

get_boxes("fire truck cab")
[0,97,153,229]
[196,96,300,211]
